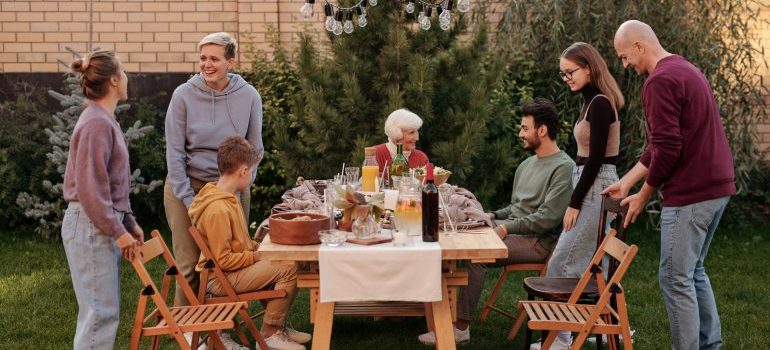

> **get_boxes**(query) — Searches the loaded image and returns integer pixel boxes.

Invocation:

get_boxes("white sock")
[556,331,571,344]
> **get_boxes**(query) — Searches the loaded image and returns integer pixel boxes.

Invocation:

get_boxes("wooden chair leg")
[480,269,511,321]
[208,331,226,350]
[424,303,436,333]
[150,335,161,350]
[541,331,556,350]
[506,303,527,341]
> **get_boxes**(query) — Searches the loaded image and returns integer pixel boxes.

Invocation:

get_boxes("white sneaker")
[529,337,571,350]
[586,329,636,344]
[417,326,470,345]
[284,326,312,344]
[183,332,208,350]
[219,333,249,350]
[257,330,306,350]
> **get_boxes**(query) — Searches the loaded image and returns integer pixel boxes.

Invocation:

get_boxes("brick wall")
[758,1,770,160]
[0,0,327,73]
[0,0,514,73]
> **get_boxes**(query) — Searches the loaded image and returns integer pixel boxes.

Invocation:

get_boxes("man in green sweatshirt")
[419,98,575,346]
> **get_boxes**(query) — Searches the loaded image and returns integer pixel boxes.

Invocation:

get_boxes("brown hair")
[70,50,122,100]
[561,42,625,110]
[217,136,258,175]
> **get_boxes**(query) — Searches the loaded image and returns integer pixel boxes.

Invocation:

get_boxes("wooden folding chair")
[188,226,288,350]
[129,230,249,350]
[508,196,629,348]
[479,258,549,321]
[509,230,638,350]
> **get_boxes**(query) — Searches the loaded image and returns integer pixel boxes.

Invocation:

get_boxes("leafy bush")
[240,27,300,223]
[0,83,54,231]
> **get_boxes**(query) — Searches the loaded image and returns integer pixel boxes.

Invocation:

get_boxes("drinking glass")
[438,187,456,235]
[345,167,360,190]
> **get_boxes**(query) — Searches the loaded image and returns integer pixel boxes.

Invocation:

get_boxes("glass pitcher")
[395,187,422,236]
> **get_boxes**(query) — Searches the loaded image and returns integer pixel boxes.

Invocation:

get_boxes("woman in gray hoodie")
[164,32,263,314]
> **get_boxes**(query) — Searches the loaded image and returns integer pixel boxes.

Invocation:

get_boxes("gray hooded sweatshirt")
[165,73,263,208]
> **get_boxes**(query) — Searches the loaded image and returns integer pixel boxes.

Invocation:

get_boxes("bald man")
[603,20,735,350]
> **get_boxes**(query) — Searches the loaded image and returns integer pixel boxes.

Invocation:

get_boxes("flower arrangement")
[332,184,385,222]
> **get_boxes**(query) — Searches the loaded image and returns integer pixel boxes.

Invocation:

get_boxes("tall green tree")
[272,1,519,208]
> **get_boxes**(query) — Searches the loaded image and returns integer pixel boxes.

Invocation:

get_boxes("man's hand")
[601,180,633,200]
[562,207,580,232]
[494,226,507,240]
[620,184,654,228]
[115,233,139,261]
[131,225,145,245]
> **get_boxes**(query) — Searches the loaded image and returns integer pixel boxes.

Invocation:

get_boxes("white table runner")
[319,235,442,303]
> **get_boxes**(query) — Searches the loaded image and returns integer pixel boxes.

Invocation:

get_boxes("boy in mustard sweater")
[189,136,310,350]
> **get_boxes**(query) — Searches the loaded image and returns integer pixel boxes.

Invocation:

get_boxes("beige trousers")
[208,261,298,327]
[164,177,251,306]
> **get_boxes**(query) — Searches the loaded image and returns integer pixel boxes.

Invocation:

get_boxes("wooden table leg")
[311,301,335,350]
[430,277,456,350]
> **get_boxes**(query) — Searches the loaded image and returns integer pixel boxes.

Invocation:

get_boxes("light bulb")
[457,0,470,13]
[420,16,431,30]
[406,2,415,14]
[333,21,344,35]
[300,2,314,20]
[369,0,378,6]
[439,9,451,24]
[358,15,367,27]
[440,20,450,31]
[325,16,335,32]
[418,11,425,23]
[344,20,354,33]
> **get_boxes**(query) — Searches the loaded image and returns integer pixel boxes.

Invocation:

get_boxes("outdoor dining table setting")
[256,169,508,350]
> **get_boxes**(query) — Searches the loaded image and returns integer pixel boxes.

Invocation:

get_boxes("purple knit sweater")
[63,103,137,239]
[641,55,736,206]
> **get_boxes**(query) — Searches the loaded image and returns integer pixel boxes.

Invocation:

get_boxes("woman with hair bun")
[62,50,143,350]
[374,108,430,172]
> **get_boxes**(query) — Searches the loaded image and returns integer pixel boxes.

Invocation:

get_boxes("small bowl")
[416,172,451,186]
[319,229,347,247]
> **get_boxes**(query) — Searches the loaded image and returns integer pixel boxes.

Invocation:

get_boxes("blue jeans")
[659,196,729,350]
[62,202,122,350]
[546,164,618,278]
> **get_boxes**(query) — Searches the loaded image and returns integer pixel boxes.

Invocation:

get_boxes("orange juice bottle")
[361,147,379,192]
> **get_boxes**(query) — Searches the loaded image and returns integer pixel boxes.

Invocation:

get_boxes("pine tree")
[16,49,162,238]
[272,1,519,208]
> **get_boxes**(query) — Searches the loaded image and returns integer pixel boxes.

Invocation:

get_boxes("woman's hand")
[562,207,580,232]
[115,233,140,261]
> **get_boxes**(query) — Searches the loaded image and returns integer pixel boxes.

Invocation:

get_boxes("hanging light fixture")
[300,0,316,20]
[324,3,335,32]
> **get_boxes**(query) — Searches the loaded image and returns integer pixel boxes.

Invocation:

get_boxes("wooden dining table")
[258,228,508,350]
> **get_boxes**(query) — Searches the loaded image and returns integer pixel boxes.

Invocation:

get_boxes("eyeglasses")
[559,66,583,81]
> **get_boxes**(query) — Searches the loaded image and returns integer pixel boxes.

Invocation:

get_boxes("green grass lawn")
[1,223,769,349]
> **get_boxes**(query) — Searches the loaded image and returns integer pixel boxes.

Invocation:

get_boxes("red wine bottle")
[422,163,439,242]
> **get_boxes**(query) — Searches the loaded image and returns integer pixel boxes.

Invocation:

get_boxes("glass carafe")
[352,204,378,240]
[395,187,422,236]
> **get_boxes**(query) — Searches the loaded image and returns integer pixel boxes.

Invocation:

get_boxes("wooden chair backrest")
[188,226,243,301]
[131,230,200,307]
[567,229,638,305]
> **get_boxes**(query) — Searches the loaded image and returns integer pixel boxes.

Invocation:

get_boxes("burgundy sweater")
[63,104,137,239]
[640,55,735,206]
[374,143,430,173]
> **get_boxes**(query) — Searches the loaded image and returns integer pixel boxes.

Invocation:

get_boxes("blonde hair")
[384,109,423,143]
[198,32,238,59]
[70,50,121,100]
[561,42,625,110]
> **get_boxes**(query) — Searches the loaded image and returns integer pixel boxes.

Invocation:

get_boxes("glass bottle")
[389,143,409,187]
[422,163,439,242]
[361,147,379,192]
[352,204,378,239]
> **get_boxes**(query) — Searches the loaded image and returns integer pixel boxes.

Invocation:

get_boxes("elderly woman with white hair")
[374,108,430,173]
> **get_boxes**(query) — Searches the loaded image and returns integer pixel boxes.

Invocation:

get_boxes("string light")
[304,0,461,34]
